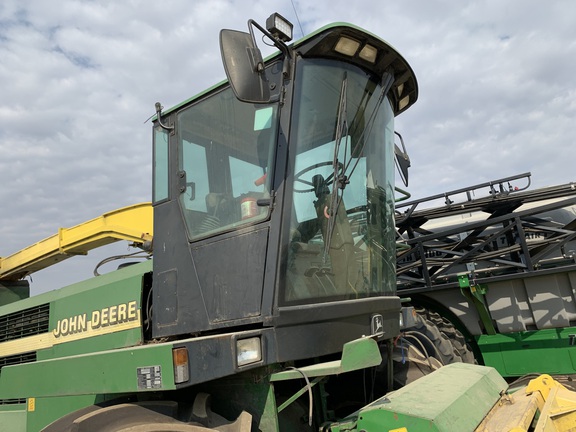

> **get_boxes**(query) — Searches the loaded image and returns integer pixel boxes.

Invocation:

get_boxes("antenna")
[290,0,305,38]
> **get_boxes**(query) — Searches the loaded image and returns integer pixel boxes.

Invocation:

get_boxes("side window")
[153,128,169,203]
[177,86,277,240]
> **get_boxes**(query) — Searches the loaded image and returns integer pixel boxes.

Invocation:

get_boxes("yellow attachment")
[476,374,576,432]
[475,389,543,432]
[0,203,153,281]
[527,375,576,432]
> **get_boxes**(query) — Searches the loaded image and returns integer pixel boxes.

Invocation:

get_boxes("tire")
[42,399,251,432]
[390,308,475,388]
[418,309,476,364]
[404,311,463,365]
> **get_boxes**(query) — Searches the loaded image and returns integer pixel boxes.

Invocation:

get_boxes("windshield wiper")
[321,73,349,262]
[322,71,396,262]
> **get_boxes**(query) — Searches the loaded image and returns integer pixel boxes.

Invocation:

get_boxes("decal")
[371,313,384,337]
[0,300,141,358]
[53,300,139,338]
[137,365,163,390]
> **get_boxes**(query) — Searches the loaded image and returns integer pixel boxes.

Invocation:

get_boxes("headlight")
[236,337,262,367]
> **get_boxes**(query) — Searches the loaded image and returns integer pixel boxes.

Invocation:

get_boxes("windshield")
[282,59,396,305]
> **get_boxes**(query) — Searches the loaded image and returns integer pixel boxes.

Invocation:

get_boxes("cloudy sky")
[1,0,575,295]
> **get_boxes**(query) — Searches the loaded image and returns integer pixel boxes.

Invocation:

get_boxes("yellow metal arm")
[475,374,576,431]
[0,203,153,281]
[527,375,576,432]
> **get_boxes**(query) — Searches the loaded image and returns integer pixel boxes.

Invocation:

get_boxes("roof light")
[359,44,378,63]
[266,13,293,42]
[397,82,405,97]
[334,36,361,57]
[236,337,262,367]
[399,95,410,111]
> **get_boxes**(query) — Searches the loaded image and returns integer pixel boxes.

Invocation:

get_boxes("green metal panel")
[0,404,26,432]
[333,363,506,432]
[0,260,151,316]
[477,327,576,376]
[0,260,154,431]
[270,337,382,381]
[0,261,149,365]
[26,394,99,432]
[0,281,29,306]
[47,260,150,331]
[0,341,176,400]
[37,328,143,361]
[196,368,281,432]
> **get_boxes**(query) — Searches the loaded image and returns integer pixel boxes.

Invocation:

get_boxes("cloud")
[1,0,575,293]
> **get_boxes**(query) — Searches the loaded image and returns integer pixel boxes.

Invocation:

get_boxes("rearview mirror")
[220,29,271,103]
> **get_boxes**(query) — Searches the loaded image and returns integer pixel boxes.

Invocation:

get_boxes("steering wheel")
[293,161,344,193]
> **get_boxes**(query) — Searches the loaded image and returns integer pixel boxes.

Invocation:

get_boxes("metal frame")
[396,174,576,294]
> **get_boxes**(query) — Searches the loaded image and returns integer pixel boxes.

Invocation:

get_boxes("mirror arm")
[394,131,408,156]
[394,131,411,187]
[248,19,292,78]
[155,102,174,132]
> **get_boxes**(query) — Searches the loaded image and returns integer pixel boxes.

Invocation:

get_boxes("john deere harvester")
[1,13,575,432]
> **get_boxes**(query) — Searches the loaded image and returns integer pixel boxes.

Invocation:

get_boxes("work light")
[334,36,361,56]
[266,13,293,42]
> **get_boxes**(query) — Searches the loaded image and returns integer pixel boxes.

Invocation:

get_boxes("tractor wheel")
[391,309,476,388]
[404,311,463,365]
[42,398,251,432]
[417,309,476,364]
